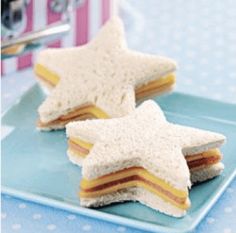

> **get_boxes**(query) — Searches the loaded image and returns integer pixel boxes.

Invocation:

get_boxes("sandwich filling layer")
[35,64,176,126]
[35,64,59,87]
[68,137,222,170]
[186,149,222,171]
[80,167,189,210]
[38,105,109,128]
[135,73,176,100]
[35,64,176,98]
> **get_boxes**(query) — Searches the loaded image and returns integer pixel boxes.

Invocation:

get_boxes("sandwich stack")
[66,100,225,217]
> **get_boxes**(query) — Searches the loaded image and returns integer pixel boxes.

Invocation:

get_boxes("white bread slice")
[191,163,224,184]
[36,17,177,127]
[80,187,188,218]
[174,125,225,156]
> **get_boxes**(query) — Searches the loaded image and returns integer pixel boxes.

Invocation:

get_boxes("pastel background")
[1,0,236,233]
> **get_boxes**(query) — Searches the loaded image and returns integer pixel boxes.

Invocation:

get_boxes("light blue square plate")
[2,85,236,233]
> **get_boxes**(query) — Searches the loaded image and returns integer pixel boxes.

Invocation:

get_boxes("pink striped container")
[1,0,115,76]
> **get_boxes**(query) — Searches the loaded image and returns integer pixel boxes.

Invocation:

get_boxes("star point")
[35,17,177,130]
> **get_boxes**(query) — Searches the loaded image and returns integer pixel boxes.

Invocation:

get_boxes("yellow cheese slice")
[136,73,176,94]
[80,179,189,210]
[34,63,176,98]
[59,105,109,120]
[70,137,93,150]
[69,137,221,171]
[81,167,187,198]
[185,148,221,162]
[38,104,109,128]
[81,106,109,119]
[80,167,189,210]
[35,63,59,86]
[68,149,87,158]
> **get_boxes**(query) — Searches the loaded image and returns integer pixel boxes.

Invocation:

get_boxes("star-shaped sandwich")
[66,100,226,217]
[35,17,177,130]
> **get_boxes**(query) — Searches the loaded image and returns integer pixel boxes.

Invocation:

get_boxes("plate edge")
[1,186,186,233]
[2,169,235,233]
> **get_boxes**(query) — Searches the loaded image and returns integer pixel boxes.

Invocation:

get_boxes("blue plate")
[2,85,236,233]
